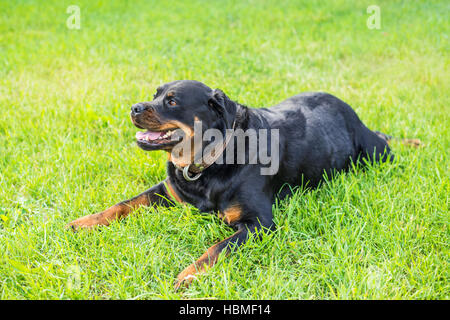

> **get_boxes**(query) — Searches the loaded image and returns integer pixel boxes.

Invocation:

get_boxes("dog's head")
[131,80,236,152]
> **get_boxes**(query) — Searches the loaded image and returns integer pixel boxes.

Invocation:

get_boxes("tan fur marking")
[158,120,193,137]
[67,194,149,230]
[165,180,183,203]
[175,232,240,289]
[175,246,219,284]
[166,120,197,168]
[401,138,424,148]
[222,204,242,225]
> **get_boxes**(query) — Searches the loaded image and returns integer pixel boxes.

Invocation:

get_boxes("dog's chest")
[171,175,233,213]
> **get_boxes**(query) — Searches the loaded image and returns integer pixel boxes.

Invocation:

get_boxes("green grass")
[0,0,448,299]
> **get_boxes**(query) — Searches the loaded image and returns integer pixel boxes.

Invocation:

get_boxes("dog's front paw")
[174,265,198,291]
[174,274,197,291]
[66,213,103,231]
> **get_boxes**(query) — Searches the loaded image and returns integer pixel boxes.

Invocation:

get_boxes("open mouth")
[135,128,183,150]
[136,129,175,143]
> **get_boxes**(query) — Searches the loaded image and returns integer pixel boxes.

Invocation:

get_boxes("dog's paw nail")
[174,274,197,291]
[174,280,186,291]
[65,224,77,232]
[65,221,82,232]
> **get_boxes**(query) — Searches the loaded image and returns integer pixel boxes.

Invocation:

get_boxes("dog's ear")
[208,89,227,114]
[208,89,236,128]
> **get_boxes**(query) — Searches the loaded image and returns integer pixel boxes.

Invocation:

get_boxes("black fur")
[74,80,392,287]
[131,81,391,231]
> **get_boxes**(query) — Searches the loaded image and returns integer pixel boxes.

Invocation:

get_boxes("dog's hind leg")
[356,125,393,164]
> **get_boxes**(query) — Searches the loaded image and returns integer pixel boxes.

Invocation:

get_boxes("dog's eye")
[168,99,177,106]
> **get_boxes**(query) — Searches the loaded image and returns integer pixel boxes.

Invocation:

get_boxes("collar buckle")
[182,165,202,181]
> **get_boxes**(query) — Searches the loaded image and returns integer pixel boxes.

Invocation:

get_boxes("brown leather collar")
[173,121,236,181]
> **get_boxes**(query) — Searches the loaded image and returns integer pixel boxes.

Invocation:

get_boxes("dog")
[68,80,395,289]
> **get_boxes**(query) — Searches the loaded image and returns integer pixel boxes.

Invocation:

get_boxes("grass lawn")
[0,0,448,299]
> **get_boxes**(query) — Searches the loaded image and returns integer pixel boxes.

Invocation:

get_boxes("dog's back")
[256,92,391,189]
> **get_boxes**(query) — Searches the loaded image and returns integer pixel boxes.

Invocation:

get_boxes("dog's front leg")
[174,215,273,290]
[67,179,181,230]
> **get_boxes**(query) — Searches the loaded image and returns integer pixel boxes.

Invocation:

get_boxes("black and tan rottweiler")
[68,80,398,289]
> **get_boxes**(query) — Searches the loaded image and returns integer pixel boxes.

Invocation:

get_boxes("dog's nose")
[131,103,147,114]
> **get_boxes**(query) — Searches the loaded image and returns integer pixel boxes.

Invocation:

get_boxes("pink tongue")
[136,131,163,141]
